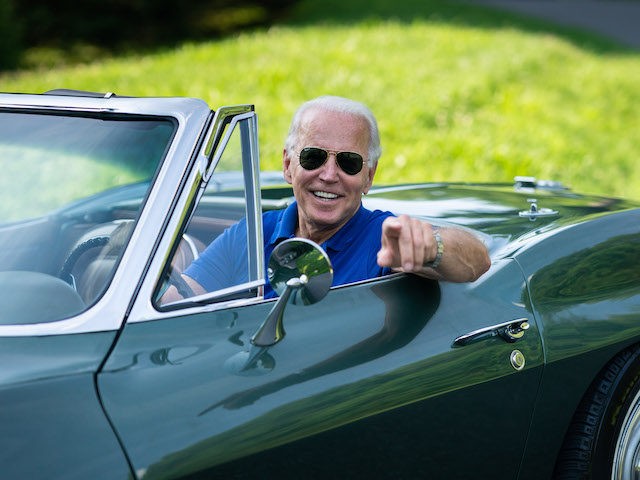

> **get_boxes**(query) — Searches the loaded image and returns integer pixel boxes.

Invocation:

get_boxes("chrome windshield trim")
[0,94,212,337]
[0,103,117,113]
[0,93,211,117]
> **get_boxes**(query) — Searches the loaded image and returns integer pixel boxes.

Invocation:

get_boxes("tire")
[554,344,640,480]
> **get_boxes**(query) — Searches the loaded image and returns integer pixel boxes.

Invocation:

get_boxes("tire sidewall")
[592,347,640,478]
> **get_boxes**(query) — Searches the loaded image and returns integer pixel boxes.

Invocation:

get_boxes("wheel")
[554,344,640,479]
[613,388,640,479]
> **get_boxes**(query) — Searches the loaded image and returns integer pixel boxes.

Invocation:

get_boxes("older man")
[173,96,490,300]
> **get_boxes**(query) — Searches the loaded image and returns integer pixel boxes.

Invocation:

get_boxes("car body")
[0,90,639,480]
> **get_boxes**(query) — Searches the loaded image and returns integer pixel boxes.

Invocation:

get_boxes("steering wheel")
[168,268,196,299]
[59,220,134,293]
[59,236,110,287]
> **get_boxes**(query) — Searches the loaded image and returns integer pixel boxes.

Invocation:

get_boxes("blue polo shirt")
[185,201,394,298]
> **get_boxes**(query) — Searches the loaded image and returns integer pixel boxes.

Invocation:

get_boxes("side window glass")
[157,117,260,307]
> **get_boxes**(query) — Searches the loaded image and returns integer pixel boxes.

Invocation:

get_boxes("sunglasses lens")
[336,152,364,175]
[299,147,328,170]
[299,147,364,175]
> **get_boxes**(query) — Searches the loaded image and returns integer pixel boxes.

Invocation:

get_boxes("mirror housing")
[251,238,333,347]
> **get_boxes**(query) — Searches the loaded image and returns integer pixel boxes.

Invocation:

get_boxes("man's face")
[283,108,377,241]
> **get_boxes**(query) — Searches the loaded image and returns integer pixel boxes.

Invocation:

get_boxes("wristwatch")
[424,228,444,269]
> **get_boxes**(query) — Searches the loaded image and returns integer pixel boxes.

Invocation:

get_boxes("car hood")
[362,182,639,257]
[54,173,638,261]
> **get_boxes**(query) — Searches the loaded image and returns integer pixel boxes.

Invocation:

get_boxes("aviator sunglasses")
[299,147,366,175]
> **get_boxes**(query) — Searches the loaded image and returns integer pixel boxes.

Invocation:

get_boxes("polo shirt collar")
[268,201,366,252]
[268,201,299,246]
[324,203,366,252]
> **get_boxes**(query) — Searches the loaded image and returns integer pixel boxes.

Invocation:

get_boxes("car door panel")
[0,333,130,480]
[99,260,542,479]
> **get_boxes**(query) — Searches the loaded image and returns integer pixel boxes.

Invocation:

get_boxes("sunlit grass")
[0,147,145,221]
[2,0,639,200]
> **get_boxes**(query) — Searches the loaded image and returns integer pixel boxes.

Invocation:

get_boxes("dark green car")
[1,90,639,479]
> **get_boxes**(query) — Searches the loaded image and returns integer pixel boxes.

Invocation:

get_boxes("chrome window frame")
[126,106,268,324]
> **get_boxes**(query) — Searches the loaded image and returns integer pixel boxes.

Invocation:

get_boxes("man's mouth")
[313,191,339,200]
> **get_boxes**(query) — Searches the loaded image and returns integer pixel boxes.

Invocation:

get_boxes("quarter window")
[156,115,263,307]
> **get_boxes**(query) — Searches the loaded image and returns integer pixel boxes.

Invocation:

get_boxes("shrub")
[0,0,21,70]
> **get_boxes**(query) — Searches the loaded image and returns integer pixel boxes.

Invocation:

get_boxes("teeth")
[314,191,338,199]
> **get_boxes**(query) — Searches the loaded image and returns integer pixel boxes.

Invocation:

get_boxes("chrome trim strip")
[243,114,265,285]
[204,111,254,181]
[0,104,116,113]
[453,318,530,346]
[160,280,265,309]
[204,105,254,160]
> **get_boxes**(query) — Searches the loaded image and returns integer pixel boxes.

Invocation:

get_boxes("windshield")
[0,111,174,221]
[0,109,176,325]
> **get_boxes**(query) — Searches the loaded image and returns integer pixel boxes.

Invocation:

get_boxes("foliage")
[3,0,297,70]
[2,0,639,200]
[14,0,296,47]
[0,0,21,69]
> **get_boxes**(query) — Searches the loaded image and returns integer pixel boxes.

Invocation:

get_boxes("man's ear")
[283,148,293,184]
[362,163,377,194]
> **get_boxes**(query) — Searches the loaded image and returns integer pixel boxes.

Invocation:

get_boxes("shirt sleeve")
[183,219,249,292]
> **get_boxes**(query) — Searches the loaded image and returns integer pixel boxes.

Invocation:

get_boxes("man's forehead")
[298,108,369,145]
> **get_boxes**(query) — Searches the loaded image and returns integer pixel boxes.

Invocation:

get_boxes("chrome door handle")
[453,318,530,347]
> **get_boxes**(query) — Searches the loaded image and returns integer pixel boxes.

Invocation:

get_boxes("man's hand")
[377,215,491,282]
[377,215,437,273]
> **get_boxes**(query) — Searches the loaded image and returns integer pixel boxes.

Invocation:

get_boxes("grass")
[0,146,148,220]
[2,0,639,200]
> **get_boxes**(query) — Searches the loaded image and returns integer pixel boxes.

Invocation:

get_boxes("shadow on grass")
[282,0,634,55]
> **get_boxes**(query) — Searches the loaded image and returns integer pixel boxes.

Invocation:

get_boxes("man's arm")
[159,274,207,304]
[377,215,491,282]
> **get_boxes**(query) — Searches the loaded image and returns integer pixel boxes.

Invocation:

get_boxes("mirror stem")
[251,276,307,347]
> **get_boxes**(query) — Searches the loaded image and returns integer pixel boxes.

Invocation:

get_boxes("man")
[170,96,490,301]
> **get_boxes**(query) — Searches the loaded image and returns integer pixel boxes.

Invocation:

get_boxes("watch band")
[424,228,444,269]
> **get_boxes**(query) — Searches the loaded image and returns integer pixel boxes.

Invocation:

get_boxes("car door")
[98,109,543,479]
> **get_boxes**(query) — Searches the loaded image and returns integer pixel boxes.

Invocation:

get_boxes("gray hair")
[284,95,382,167]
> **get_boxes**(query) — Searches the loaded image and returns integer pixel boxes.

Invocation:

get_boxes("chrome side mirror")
[251,238,333,347]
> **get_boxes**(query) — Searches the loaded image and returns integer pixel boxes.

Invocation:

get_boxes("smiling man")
[283,100,375,245]
[173,96,490,300]
[279,96,489,284]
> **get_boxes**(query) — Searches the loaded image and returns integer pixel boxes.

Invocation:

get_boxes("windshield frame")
[0,93,212,337]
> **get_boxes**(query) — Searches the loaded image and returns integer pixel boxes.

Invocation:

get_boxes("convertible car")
[1,90,639,480]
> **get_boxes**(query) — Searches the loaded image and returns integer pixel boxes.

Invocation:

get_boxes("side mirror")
[251,238,333,347]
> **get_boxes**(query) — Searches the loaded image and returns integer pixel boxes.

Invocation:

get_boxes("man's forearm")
[419,227,491,282]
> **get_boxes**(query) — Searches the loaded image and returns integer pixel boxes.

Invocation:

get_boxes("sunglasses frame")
[298,147,367,175]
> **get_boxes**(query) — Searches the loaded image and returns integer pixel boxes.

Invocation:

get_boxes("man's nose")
[318,152,340,179]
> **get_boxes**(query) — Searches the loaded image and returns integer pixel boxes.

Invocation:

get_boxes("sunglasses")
[299,147,366,175]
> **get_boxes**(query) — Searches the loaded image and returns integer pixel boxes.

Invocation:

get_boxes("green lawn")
[3,0,639,200]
